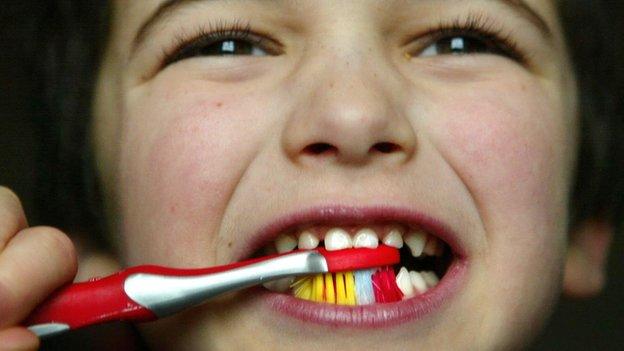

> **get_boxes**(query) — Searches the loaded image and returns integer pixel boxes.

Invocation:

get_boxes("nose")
[281,57,416,167]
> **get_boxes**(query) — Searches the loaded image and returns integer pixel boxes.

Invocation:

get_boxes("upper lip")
[234,204,467,261]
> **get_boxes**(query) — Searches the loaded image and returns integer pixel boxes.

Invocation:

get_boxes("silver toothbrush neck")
[124,250,328,317]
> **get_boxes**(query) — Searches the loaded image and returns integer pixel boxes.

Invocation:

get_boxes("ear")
[563,217,613,298]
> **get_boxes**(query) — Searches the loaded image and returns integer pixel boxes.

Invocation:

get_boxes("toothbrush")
[25,245,399,338]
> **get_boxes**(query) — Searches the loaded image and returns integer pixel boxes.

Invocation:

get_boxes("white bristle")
[355,269,376,305]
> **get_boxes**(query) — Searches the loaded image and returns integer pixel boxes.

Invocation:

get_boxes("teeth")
[382,228,404,248]
[298,230,319,249]
[324,228,353,251]
[262,277,295,293]
[404,231,427,257]
[423,236,439,256]
[421,271,440,288]
[353,228,379,248]
[275,234,297,253]
[409,271,428,294]
[396,267,415,299]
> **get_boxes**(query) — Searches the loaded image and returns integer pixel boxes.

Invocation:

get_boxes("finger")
[0,327,39,351]
[0,226,77,327]
[0,187,28,251]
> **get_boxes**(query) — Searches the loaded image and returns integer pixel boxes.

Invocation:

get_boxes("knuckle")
[24,226,78,271]
[0,186,22,209]
[0,188,23,218]
[0,185,20,203]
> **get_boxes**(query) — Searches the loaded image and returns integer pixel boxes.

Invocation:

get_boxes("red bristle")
[372,267,403,303]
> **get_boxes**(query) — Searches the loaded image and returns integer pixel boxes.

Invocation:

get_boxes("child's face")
[93,0,577,350]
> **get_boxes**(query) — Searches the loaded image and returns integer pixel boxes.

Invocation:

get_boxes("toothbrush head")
[291,245,403,305]
[316,244,399,272]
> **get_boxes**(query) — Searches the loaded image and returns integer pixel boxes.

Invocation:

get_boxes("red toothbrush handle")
[24,257,294,331]
[25,270,157,331]
[24,260,257,331]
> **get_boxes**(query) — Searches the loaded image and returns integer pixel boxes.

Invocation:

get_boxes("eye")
[408,15,527,64]
[165,35,273,66]
[172,38,269,61]
[162,20,282,67]
[420,35,509,57]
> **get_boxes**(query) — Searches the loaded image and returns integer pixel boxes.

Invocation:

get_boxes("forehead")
[113,0,559,29]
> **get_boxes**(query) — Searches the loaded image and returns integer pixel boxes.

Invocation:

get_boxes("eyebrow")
[132,0,210,54]
[131,0,552,55]
[498,0,552,38]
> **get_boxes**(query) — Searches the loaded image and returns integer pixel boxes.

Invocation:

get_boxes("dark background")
[1,1,622,350]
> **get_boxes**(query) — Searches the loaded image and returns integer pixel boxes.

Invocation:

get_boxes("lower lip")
[258,258,468,328]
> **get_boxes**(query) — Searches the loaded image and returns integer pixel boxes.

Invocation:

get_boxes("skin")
[0,0,613,350]
[94,0,577,349]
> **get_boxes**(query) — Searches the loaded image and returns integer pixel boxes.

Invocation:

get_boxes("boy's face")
[93,0,577,350]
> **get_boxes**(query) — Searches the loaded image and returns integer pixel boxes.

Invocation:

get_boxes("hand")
[0,186,77,351]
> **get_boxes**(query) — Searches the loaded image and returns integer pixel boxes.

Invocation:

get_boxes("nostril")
[303,142,338,155]
[372,142,401,154]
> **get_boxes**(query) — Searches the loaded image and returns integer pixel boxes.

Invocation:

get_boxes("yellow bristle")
[292,277,313,301]
[324,273,336,304]
[336,272,347,305]
[313,274,324,302]
[345,271,356,306]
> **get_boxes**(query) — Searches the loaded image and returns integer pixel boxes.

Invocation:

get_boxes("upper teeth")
[298,230,320,250]
[275,234,297,253]
[325,228,353,250]
[352,228,379,248]
[272,225,444,257]
[404,231,427,256]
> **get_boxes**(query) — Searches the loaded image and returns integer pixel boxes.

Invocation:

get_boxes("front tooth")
[324,228,353,251]
[423,236,438,256]
[383,228,403,248]
[421,271,440,288]
[409,271,428,294]
[262,277,295,293]
[353,228,379,248]
[275,234,297,253]
[396,267,415,299]
[404,231,427,256]
[298,230,320,249]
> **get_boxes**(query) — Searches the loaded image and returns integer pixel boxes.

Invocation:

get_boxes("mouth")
[240,206,469,328]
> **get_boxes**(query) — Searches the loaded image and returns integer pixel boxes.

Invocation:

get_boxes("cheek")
[117,81,267,265]
[430,77,572,338]
[434,78,569,236]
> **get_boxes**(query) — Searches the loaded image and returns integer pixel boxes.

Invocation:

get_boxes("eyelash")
[420,13,527,63]
[161,19,258,67]
[160,14,527,68]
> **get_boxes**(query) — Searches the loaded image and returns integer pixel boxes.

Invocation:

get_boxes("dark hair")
[32,1,623,241]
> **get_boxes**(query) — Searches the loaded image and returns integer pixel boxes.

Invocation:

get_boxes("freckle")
[227,242,233,248]
[215,101,223,108]
[329,82,334,88]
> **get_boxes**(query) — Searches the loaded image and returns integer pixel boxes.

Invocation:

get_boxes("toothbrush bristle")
[371,267,403,303]
[354,269,375,305]
[291,266,402,305]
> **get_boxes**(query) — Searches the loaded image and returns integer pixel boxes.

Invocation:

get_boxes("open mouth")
[255,224,453,304]
[243,206,468,327]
